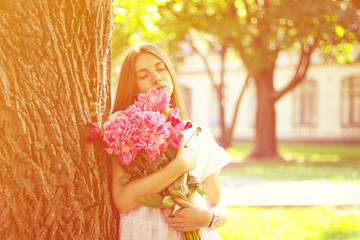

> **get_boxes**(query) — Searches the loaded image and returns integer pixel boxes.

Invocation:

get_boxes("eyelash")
[138,67,166,79]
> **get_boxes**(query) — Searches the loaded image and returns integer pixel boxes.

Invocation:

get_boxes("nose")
[151,71,162,84]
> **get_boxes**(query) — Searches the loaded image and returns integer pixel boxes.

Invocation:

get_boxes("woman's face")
[135,52,174,96]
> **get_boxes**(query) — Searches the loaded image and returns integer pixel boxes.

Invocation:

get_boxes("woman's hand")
[172,136,197,173]
[164,197,213,232]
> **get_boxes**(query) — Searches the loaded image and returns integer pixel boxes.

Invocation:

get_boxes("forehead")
[135,52,163,71]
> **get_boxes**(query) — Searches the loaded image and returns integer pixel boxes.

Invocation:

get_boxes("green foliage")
[217,206,360,240]
[112,0,167,62]
[155,0,360,73]
[112,0,359,78]
[223,143,360,181]
[139,194,165,208]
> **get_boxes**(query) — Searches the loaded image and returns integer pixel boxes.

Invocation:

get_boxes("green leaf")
[187,174,200,186]
[118,174,131,187]
[173,172,189,195]
[170,190,189,202]
[196,185,207,197]
[139,194,164,208]
[163,108,169,119]
[172,203,182,215]
[153,154,168,170]
[162,196,176,208]
[188,189,196,203]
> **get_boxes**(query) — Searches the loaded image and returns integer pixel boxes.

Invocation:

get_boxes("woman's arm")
[111,141,197,214]
[202,171,228,228]
[165,171,228,231]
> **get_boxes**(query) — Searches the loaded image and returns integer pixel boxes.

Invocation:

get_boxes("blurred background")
[111,1,360,239]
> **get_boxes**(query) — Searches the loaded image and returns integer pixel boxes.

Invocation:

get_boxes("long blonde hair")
[111,43,187,118]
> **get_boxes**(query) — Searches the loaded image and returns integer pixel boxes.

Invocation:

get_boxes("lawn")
[217,206,360,240]
[222,143,360,181]
[218,143,360,240]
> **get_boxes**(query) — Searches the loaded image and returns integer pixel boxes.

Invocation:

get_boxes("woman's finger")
[173,196,192,208]
[162,208,172,217]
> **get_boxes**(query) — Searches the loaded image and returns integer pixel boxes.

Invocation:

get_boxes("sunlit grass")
[222,143,360,181]
[217,206,360,240]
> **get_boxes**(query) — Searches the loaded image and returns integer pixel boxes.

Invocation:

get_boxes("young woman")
[110,43,231,240]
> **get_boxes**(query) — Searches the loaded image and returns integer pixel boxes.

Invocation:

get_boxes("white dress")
[118,124,232,240]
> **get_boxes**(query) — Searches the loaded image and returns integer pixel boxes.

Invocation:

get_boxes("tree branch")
[188,37,218,90]
[273,44,312,102]
[227,75,249,142]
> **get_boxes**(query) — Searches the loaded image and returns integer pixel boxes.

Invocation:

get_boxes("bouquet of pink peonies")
[87,87,205,240]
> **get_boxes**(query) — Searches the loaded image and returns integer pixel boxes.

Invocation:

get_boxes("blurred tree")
[112,0,168,63]
[155,0,249,148]
[229,0,359,159]
[0,0,117,238]
[156,0,360,159]
[112,0,359,159]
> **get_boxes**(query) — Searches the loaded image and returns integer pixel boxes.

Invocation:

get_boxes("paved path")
[220,177,360,206]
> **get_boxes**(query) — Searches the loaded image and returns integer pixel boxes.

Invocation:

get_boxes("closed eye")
[155,62,166,71]
[139,74,147,79]
[137,70,148,79]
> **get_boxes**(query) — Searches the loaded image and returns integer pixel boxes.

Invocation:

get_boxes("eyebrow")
[136,61,165,73]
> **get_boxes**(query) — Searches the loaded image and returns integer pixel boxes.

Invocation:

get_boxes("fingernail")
[174,196,178,200]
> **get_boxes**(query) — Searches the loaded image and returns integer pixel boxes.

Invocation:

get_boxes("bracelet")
[208,211,220,228]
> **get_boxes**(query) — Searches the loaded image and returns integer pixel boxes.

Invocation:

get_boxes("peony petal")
[88,123,101,140]
[184,122,192,130]
[159,142,168,153]
[174,122,185,132]
[131,149,139,160]
[146,150,158,163]
[88,122,99,128]
[170,134,181,148]
[98,138,109,148]
[120,152,132,165]
[171,116,181,127]
[86,135,97,143]
[168,108,180,121]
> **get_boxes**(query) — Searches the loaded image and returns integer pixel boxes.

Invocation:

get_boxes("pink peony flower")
[102,110,135,164]
[87,122,101,142]
[91,87,193,166]
[135,87,170,113]
[131,110,171,162]
[167,117,193,148]
[170,134,181,148]
[102,104,172,164]
[168,107,180,121]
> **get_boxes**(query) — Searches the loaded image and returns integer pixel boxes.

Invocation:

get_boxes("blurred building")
[177,52,360,143]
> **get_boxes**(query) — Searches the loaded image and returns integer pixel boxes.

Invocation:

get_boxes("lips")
[156,85,167,90]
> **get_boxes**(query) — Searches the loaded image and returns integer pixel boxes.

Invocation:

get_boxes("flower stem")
[184,127,202,148]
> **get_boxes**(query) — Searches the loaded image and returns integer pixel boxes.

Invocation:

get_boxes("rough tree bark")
[0,0,118,239]
[250,66,280,159]
[248,45,312,160]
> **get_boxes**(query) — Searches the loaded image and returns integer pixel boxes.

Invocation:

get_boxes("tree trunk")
[0,0,117,239]
[249,66,280,159]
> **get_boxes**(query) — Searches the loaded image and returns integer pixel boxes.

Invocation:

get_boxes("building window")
[292,79,318,126]
[341,76,360,127]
